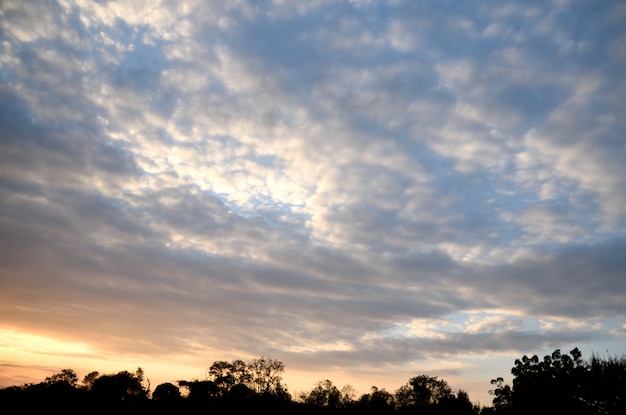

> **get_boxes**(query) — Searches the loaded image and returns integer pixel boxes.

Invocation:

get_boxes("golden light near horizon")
[0,328,94,358]
[0,327,216,389]
[0,327,98,384]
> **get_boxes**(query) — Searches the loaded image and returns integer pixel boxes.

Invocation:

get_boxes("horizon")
[1,0,625,407]
[1,339,616,405]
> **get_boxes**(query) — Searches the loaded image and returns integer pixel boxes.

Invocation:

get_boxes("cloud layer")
[1,0,625,402]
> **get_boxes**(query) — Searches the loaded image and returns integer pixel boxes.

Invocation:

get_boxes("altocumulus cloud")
[1,0,625,402]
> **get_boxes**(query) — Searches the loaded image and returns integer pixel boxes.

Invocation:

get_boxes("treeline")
[1,348,625,414]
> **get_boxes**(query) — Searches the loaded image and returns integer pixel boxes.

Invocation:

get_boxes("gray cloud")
[478,237,626,318]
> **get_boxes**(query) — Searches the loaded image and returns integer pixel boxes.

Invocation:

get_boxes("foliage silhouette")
[177,379,217,401]
[490,347,626,415]
[82,371,100,390]
[393,375,479,415]
[357,386,396,414]
[45,368,78,387]
[303,379,343,408]
[2,349,624,414]
[90,368,148,411]
[152,382,181,401]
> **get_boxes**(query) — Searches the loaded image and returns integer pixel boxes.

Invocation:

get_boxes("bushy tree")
[439,389,477,415]
[152,382,181,402]
[177,379,217,401]
[90,369,148,407]
[395,374,479,414]
[45,368,78,387]
[490,348,626,415]
[304,379,343,408]
[357,386,396,414]
[208,360,237,395]
[395,374,453,412]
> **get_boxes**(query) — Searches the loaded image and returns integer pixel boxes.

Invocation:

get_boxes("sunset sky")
[1,0,625,405]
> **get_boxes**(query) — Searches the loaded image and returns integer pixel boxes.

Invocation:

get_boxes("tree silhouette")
[303,379,343,408]
[585,352,626,414]
[491,348,626,415]
[82,371,100,390]
[248,356,286,395]
[209,360,237,395]
[357,386,396,414]
[45,368,78,387]
[439,389,476,415]
[339,384,357,407]
[90,369,148,409]
[489,377,511,411]
[9,349,624,414]
[152,382,181,402]
[395,374,453,414]
[177,379,217,401]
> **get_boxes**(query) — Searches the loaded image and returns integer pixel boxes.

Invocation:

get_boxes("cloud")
[481,237,626,318]
[1,0,625,403]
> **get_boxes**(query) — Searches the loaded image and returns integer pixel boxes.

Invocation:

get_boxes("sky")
[1,0,625,406]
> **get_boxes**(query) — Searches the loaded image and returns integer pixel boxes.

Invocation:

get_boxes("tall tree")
[231,359,253,385]
[248,356,286,395]
[208,360,236,394]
